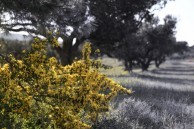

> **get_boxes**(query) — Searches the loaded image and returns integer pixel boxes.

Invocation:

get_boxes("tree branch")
[2,26,43,36]
[1,23,33,27]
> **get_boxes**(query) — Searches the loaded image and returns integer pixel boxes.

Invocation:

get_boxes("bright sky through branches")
[1,0,193,46]
[155,0,194,46]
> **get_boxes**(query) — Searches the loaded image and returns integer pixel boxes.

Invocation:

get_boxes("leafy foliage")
[0,0,95,65]
[0,0,173,65]
[0,38,131,128]
[115,15,188,71]
[89,0,170,53]
[0,0,91,37]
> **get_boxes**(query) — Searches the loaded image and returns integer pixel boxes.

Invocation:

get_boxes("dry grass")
[94,58,194,129]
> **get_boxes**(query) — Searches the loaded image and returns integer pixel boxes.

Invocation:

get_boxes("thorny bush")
[0,38,131,129]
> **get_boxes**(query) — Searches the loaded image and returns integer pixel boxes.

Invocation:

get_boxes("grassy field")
[95,58,194,129]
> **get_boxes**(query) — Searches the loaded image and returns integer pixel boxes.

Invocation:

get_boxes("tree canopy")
[0,0,173,65]
[115,15,188,71]
[88,0,170,54]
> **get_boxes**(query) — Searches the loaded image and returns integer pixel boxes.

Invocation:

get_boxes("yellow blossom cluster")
[0,38,132,128]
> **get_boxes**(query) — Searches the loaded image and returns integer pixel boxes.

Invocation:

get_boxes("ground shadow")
[132,73,194,85]
[130,86,194,104]
[158,68,194,72]
[151,70,194,76]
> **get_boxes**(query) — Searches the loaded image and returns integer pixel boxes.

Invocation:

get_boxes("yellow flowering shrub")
[0,38,131,128]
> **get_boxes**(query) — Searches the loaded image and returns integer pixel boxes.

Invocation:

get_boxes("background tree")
[174,41,189,54]
[0,0,95,65]
[148,15,177,68]
[0,0,172,65]
[114,34,140,71]
[115,15,178,71]
[88,0,170,55]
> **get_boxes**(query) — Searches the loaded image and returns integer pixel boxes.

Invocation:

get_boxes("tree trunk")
[140,59,152,71]
[141,63,149,71]
[124,59,133,72]
[55,37,81,65]
[155,56,166,68]
[58,36,86,65]
[129,60,133,72]
[155,59,160,68]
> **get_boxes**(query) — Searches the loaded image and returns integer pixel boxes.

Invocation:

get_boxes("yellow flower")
[22,50,26,53]
[0,37,132,129]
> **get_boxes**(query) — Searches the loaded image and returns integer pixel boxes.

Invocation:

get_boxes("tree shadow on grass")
[151,70,194,76]
[114,85,194,105]
[158,68,194,72]
[132,73,194,85]
[131,86,194,103]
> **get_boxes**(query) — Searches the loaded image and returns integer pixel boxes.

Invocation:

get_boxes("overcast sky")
[155,0,194,46]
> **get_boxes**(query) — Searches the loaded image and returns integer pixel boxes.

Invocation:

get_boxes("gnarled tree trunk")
[55,37,80,65]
